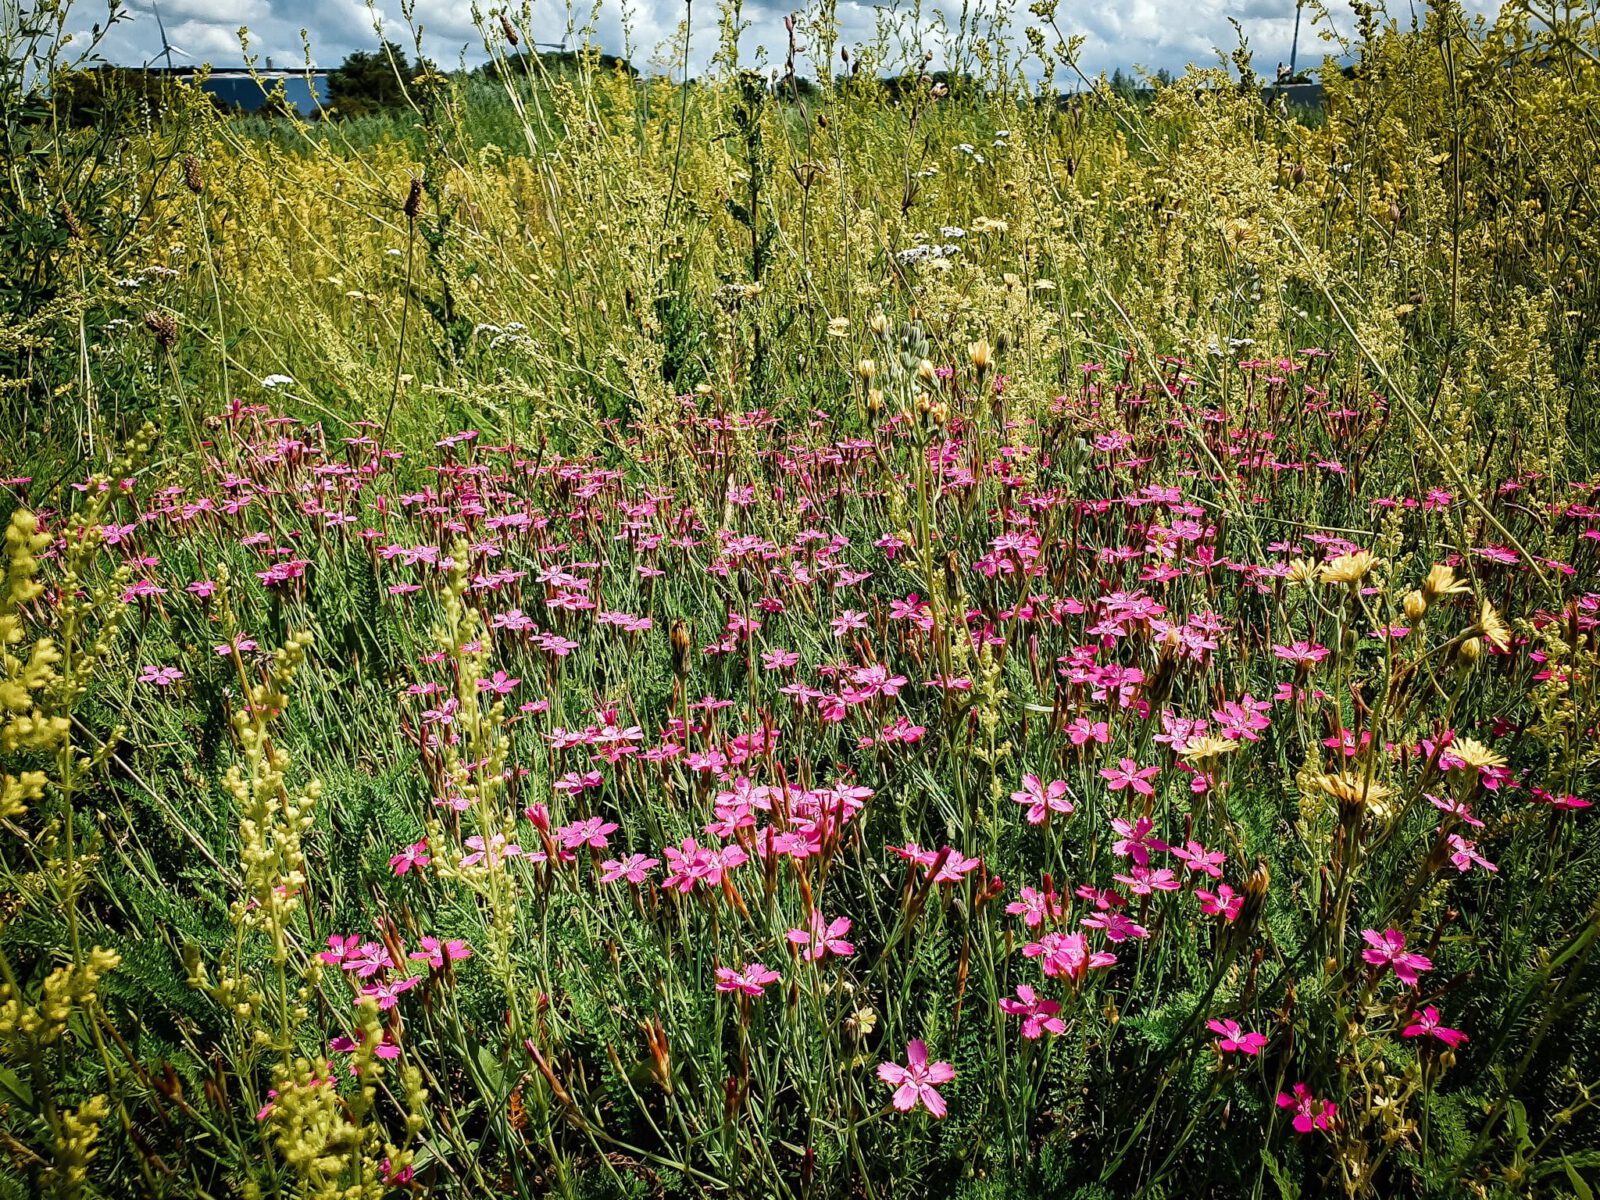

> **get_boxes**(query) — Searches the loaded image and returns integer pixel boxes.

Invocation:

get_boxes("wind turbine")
[149,0,188,71]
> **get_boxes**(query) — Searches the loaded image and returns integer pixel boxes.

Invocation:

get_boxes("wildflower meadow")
[3,0,1600,1195]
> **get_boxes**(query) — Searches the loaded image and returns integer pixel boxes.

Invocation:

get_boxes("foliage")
[1,0,1600,1197]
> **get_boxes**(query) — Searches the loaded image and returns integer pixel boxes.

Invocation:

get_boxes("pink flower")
[1006,884,1066,928]
[599,853,659,884]
[1402,1006,1468,1048]
[1010,774,1075,824]
[461,833,523,868]
[557,816,619,850]
[1446,834,1497,874]
[1023,931,1117,982]
[1110,815,1168,865]
[360,974,421,1010]
[1276,1083,1336,1133]
[830,609,868,638]
[1206,1018,1267,1056]
[1195,883,1244,922]
[1171,839,1226,878]
[1066,717,1110,746]
[408,937,472,970]
[389,840,431,876]
[999,985,1065,1039]
[786,910,855,961]
[138,665,184,687]
[1361,928,1433,985]
[1101,758,1160,796]
[877,1040,955,1117]
[715,962,780,997]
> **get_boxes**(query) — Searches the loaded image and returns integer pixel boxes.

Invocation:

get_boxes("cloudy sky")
[76,0,1498,79]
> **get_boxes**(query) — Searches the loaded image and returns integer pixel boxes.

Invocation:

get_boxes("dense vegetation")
[3,0,1600,1196]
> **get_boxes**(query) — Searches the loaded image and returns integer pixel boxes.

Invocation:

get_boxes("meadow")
[2,0,1600,1195]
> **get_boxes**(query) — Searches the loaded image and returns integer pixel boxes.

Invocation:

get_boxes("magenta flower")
[1109,815,1168,865]
[1446,834,1497,874]
[1066,717,1110,746]
[360,974,421,1010]
[1361,928,1433,985]
[829,609,868,638]
[1206,1018,1267,1056]
[389,840,431,876]
[557,816,619,850]
[1171,839,1226,878]
[1010,774,1075,824]
[1276,1083,1336,1133]
[877,1040,955,1117]
[999,985,1066,1039]
[138,665,184,687]
[1402,1006,1468,1048]
[408,937,472,970]
[1023,931,1117,983]
[1101,758,1160,796]
[1195,884,1244,922]
[714,962,780,997]
[785,910,855,961]
[599,853,659,884]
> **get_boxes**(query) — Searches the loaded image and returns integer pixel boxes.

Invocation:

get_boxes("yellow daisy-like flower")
[1422,563,1471,599]
[1179,734,1241,764]
[1319,551,1381,587]
[1287,558,1320,586]
[1474,600,1511,652]
[1448,737,1507,771]
[1313,770,1396,818]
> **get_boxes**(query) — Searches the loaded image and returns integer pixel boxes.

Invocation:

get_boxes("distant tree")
[476,48,637,81]
[327,41,418,118]
[1156,67,1175,86]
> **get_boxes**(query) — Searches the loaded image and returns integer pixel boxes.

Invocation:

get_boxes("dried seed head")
[60,202,84,240]
[500,13,519,45]
[143,309,178,349]
[403,177,424,220]
[1236,858,1271,932]
[670,618,692,678]
[183,153,204,195]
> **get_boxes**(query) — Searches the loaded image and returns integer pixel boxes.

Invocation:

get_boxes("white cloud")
[95,0,1504,79]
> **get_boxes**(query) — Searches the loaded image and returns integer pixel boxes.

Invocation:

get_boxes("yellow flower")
[826,316,850,338]
[1319,551,1381,587]
[1313,770,1396,818]
[1448,737,1506,771]
[1179,734,1240,764]
[1474,600,1511,652]
[1287,558,1320,586]
[1422,564,1471,599]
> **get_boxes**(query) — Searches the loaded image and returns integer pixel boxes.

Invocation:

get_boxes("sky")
[72,0,1500,80]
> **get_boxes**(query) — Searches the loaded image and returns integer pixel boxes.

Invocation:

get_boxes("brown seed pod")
[143,309,178,350]
[500,13,519,46]
[403,177,424,220]
[183,153,204,195]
